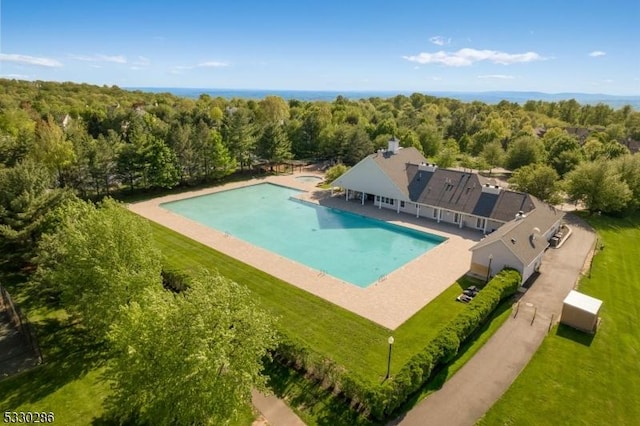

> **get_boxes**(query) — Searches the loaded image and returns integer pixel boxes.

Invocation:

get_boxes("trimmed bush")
[271,268,521,421]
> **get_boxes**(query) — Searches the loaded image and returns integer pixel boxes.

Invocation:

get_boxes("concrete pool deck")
[128,172,482,330]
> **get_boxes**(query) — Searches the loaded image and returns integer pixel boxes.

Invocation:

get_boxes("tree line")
[2,79,639,192]
[1,78,639,422]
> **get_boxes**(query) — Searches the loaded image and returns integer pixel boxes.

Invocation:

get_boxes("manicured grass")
[478,213,640,425]
[0,276,257,426]
[0,278,109,425]
[149,220,479,383]
[264,297,515,426]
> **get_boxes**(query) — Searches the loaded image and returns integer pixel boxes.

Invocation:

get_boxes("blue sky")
[1,0,639,94]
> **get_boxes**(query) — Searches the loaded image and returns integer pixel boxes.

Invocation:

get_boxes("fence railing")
[0,285,42,364]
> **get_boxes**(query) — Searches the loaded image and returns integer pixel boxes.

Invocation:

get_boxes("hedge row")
[272,269,522,421]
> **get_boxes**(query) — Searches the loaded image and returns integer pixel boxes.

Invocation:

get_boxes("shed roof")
[563,290,603,315]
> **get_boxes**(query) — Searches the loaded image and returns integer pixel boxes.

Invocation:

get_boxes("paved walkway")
[251,390,306,426]
[391,214,596,426]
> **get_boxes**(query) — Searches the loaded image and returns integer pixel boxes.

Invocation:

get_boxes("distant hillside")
[128,87,640,109]
[428,91,640,109]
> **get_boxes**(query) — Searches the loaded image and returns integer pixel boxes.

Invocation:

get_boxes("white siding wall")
[471,243,524,281]
[522,250,545,284]
[332,157,407,202]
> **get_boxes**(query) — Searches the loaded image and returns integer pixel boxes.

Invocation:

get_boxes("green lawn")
[0,275,255,425]
[0,212,496,425]
[150,221,479,384]
[478,213,640,425]
[0,277,110,425]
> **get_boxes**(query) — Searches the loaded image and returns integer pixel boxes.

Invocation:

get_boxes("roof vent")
[511,238,517,244]
[515,211,527,220]
[418,162,437,172]
[481,183,502,195]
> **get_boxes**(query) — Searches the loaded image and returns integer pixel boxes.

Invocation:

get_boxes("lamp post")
[486,254,493,283]
[385,336,395,380]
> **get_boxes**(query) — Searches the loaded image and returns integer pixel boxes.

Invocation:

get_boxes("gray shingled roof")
[349,147,539,223]
[370,147,427,198]
[407,166,486,215]
[488,191,535,221]
[471,198,564,265]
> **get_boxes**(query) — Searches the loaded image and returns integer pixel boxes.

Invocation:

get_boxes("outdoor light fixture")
[385,336,395,380]
[486,254,493,283]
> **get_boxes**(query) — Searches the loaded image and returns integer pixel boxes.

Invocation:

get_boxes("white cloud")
[133,56,150,66]
[0,53,62,67]
[429,36,450,46]
[68,54,127,64]
[1,73,31,79]
[403,48,545,67]
[198,61,229,68]
[477,74,515,79]
[171,61,228,74]
[589,51,606,57]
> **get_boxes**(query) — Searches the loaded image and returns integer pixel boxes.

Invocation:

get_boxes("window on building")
[400,201,405,208]
[454,212,460,223]
[433,209,437,218]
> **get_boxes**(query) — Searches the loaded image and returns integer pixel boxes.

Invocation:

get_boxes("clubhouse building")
[332,138,564,284]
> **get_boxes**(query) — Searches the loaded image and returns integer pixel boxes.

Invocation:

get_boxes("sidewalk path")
[391,214,596,426]
[252,390,306,426]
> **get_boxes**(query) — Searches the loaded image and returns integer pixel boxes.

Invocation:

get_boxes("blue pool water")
[161,183,446,287]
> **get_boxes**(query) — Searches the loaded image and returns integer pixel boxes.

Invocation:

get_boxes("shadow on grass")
[264,360,378,426]
[112,170,267,204]
[389,297,514,420]
[0,315,107,409]
[555,323,595,347]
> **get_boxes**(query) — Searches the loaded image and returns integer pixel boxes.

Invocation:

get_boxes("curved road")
[391,214,596,426]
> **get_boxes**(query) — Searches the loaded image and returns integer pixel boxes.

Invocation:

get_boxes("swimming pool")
[161,184,445,287]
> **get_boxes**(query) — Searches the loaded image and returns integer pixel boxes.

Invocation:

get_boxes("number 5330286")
[3,411,55,423]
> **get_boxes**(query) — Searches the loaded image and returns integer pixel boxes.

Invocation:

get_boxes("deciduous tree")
[106,270,277,426]
[508,163,561,203]
[36,199,163,339]
[564,160,632,213]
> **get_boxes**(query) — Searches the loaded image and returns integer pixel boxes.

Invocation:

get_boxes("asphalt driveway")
[391,214,596,426]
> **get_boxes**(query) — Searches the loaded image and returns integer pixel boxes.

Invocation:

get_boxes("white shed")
[561,290,603,333]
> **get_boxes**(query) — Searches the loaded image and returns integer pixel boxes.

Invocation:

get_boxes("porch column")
[483,219,488,234]
[416,204,420,218]
[361,192,365,205]
[459,215,463,229]
[345,189,349,201]
[437,208,441,223]
[379,196,382,209]
[396,200,400,214]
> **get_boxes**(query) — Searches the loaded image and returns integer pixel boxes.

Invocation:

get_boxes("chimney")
[387,136,401,154]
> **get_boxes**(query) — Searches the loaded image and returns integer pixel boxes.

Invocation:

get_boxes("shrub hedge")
[272,268,521,421]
